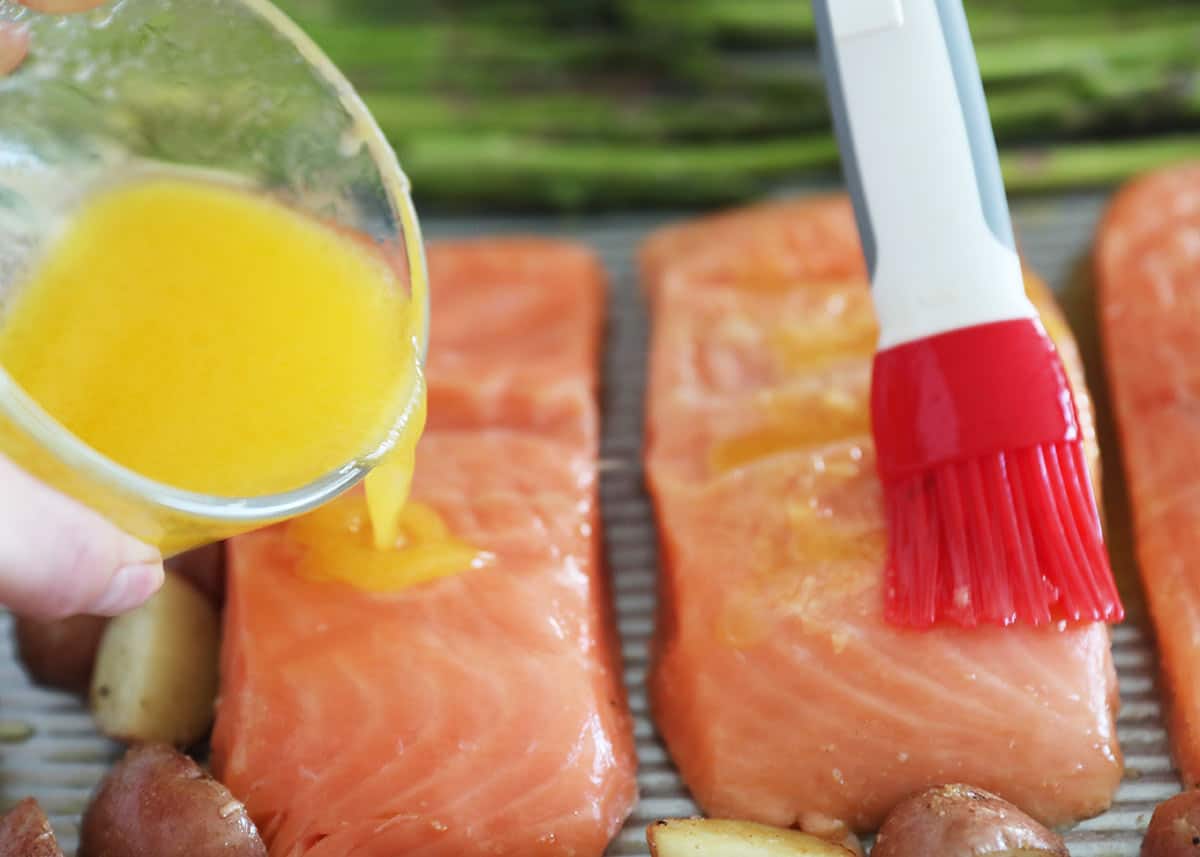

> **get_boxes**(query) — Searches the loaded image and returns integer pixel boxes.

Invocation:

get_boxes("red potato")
[79,744,266,857]
[165,542,226,605]
[0,798,64,857]
[14,546,222,700]
[872,785,1068,857]
[13,614,109,694]
[1142,790,1200,857]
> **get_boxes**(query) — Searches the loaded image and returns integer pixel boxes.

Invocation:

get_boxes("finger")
[0,22,29,76]
[0,455,163,620]
[17,0,111,13]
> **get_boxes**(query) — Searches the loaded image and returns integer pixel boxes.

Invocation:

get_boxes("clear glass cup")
[0,0,429,555]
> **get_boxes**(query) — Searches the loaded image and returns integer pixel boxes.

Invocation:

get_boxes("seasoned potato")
[647,818,856,857]
[1142,790,1200,857]
[14,614,108,694]
[90,573,220,746]
[0,797,64,857]
[165,543,226,605]
[79,743,265,857]
[873,785,1067,857]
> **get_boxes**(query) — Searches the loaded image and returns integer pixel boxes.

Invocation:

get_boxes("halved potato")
[89,573,220,746]
[1142,790,1200,857]
[14,614,108,695]
[647,819,856,857]
[873,785,1066,857]
[79,744,265,857]
[165,543,225,605]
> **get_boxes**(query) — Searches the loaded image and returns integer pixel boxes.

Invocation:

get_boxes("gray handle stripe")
[812,0,1016,271]
[811,0,878,279]
[932,0,1016,252]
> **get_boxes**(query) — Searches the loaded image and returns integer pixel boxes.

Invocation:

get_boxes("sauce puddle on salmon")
[0,176,425,551]
[211,238,636,857]
[290,491,493,592]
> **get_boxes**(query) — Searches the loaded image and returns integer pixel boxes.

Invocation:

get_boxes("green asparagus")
[398,133,1200,211]
[264,0,1200,209]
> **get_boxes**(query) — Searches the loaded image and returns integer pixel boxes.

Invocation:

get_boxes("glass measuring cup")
[0,0,429,556]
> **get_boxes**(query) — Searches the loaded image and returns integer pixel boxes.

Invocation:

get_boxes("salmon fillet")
[211,239,636,857]
[1097,163,1200,785]
[639,194,866,298]
[425,239,606,453]
[643,197,1122,833]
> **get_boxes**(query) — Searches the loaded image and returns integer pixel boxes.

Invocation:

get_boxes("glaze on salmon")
[211,239,636,857]
[1097,163,1200,786]
[643,197,1122,832]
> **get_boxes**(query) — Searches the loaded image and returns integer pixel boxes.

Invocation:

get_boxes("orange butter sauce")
[1,176,483,586]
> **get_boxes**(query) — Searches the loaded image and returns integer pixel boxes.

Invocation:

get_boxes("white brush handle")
[812,0,1036,350]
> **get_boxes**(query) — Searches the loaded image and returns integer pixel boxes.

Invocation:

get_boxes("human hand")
[0,455,163,619]
[0,0,164,620]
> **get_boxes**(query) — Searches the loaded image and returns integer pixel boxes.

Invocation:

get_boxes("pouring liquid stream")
[0,174,481,586]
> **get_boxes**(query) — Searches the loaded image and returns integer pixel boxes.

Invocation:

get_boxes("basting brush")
[811,0,1124,627]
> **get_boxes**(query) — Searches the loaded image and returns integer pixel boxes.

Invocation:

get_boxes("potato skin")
[14,614,109,695]
[89,573,221,747]
[0,797,64,857]
[165,543,226,606]
[647,818,856,857]
[873,785,1068,857]
[1142,791,1200,857]
[79,743,266,857]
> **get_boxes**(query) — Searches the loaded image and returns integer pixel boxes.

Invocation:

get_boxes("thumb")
[0,455,163,619]
[0,22,28,76]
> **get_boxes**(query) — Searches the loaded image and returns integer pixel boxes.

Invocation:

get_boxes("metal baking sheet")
[0,191,1173,855]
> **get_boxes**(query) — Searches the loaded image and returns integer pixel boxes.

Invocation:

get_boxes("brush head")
[872,317,1124,628]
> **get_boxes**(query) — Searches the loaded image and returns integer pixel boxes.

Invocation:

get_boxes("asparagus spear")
[976,23,1200,83]
[399,132,1200,211]
[400,133,838,210]
[698,22,1200,95]
[325,0,615,27]
[365,75,1198,144]
[1000,134,1200,192]
[618,0,1198,47]
[362,89,830,142]
[617,0,815,44]
[967,6,1200,44]
[285,16,705,91]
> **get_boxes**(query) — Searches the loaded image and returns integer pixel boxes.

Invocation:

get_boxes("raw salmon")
[643,197,1122,833]
[1097,163,1200,785]
[639,194,866,299]
[211,239,636,857]
[425,239,606,453]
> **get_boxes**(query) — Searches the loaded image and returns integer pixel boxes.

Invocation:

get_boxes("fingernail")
[90,562,164,616]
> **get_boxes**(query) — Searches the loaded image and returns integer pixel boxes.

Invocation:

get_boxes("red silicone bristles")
[883,440,1124,629]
